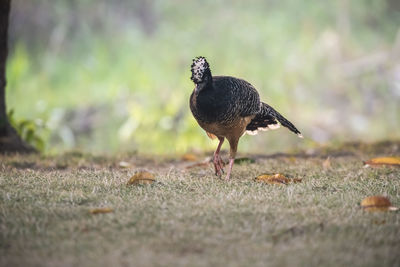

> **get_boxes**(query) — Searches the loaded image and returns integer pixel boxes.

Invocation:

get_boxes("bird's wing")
[213,76,261,118]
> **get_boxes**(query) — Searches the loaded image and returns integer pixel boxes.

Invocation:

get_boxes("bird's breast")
[198,115,255,140]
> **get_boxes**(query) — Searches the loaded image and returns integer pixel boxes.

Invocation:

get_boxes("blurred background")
[5,0,400,154]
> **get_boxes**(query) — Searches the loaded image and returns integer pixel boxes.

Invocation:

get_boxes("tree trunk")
[0,0,35,153]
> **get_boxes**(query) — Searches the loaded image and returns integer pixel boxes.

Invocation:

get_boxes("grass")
[0,141,399,267]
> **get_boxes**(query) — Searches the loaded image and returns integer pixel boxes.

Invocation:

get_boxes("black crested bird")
[189,56,303,180]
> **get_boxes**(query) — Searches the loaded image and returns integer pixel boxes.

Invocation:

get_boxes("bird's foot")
[213,154,225,176]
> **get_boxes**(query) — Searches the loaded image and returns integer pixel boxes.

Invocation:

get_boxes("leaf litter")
[127,171,156,185]
[89,208,113,214]
[360,196,398,212]
[363,157,400,167]
[255,173,302,185]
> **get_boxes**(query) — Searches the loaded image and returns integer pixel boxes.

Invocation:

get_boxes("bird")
[189,56,303,180]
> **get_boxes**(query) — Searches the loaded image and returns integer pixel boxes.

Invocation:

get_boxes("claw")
[219,160,225,174]
[213,156,224,176]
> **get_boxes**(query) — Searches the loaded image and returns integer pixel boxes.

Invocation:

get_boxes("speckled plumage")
[189,56,302,179]
[190,76,261,125]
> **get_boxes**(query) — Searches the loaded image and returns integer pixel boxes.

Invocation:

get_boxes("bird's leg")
[213,137,225,176]
[225,138,238,180]
[225,158,235,180]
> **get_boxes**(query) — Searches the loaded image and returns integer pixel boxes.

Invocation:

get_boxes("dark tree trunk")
[0,0,9,135]
[0,0,35,153]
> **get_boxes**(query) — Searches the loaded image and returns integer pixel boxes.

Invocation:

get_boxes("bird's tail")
[246,102,303,138]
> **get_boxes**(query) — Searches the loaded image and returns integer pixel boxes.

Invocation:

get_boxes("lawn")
[0,141,399,267]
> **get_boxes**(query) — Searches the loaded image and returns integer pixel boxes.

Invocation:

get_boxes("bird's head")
[190,56,212,85]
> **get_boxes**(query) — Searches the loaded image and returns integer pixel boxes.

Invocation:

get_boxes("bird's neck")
[195,77,213,95]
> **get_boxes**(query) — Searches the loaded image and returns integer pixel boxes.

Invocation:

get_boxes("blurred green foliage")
[7,109,45,152]
[5,0,400,154]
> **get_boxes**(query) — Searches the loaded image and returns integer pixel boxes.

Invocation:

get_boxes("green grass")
[0,141,399,267]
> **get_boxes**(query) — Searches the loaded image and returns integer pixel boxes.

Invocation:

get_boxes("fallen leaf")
[90,208,113,214]
[360,196,398,212]
[291,178,303,183]
[119,161,132,168]
[181,153,198,162]
[127,171,156,185]
[259,174,289,185]
[255,173,302,185]
[234,157,256,165]
[322,157,331,170]
[363,157,400,167]
[255,174,302,185]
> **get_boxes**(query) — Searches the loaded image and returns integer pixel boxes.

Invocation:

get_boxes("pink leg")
[225,137,238,180]
[213,137,225,176]
[225,158,235,180]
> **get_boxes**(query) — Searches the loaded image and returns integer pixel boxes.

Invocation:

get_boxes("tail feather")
[246,102,303,138]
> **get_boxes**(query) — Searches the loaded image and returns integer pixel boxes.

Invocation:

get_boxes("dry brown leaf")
[127,171,156,185]
[322,157,331,170]
[255,174,302,185]
[291,178,303,183]
[255,173,302,185]
[363,157,400,167]
[255,174,289,185]
[181,153,198,162]
[360,196,398,212]
[90,208,113,214]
